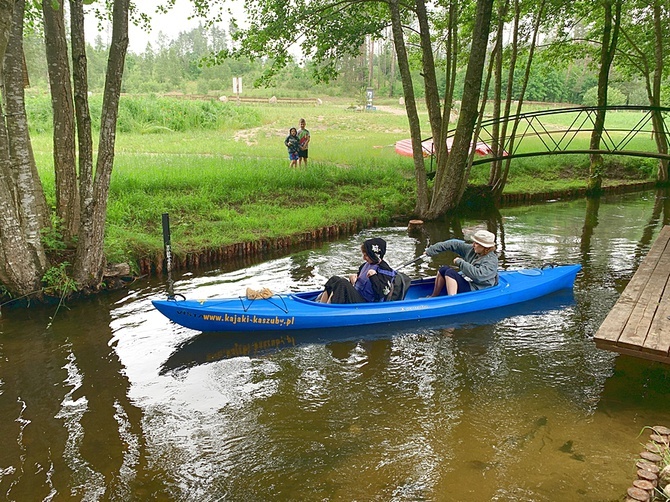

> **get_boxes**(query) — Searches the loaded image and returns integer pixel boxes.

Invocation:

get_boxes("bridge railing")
[448,105,670,166]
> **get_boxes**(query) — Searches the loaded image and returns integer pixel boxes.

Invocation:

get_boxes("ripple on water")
[9,190,664,501]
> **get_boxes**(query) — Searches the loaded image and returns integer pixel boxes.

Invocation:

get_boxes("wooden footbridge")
[595,225,670,364]
[471,105,670,165]
[420,105,670,169]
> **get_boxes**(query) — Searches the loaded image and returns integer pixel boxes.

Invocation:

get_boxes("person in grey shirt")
[424,229,498,296]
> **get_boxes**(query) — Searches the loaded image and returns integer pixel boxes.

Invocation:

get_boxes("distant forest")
[23,23,650,106]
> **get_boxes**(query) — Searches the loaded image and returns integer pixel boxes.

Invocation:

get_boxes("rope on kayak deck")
[239,288,289,313]
[246,287,273,299]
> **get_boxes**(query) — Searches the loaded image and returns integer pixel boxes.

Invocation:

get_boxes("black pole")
[162,213,175,299]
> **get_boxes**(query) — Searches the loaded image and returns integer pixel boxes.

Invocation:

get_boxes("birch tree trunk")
[489,0,513,187]
[4,0,48,270]
[650,0,668,182]
[69,0,94,212]
[587,0,621,194]
[492,0,544,199]
[416,0,442,144]
[0,0,45,297]
[433,0,459,179]
[43,0,79,244]
[427,0,494,218]
[73,0,129,289]
[388,0,430,215]
[619,0,668,182]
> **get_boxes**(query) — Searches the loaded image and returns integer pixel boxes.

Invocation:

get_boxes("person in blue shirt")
[424,229,498,296]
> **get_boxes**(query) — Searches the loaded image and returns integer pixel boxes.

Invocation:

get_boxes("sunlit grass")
[29,97,659,263]
[99,153,415,261]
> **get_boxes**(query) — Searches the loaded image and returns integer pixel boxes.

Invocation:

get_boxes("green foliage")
[25,94,264,135]
[26,98,659,265]
[116,95,263,133]
[23,10,667,108]
[582,86,627,106]
[102,154,414,257]
[40,215,67,251]
[41,262,77,298]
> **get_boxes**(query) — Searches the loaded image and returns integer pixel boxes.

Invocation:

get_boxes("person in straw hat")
[424,229,498,296]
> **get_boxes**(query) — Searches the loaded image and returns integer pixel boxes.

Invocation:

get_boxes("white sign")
[233,77,242,95]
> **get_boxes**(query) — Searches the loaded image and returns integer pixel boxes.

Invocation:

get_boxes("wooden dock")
[595,225,670,364]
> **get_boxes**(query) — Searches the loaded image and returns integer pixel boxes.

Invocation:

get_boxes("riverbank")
[137,180,659,276]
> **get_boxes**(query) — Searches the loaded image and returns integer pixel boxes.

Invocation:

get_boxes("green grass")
[79,153,414,262]
[28,97,660,264]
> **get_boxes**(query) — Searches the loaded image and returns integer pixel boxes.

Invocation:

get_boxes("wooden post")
[407,219,424,234]
[162,213,175,299]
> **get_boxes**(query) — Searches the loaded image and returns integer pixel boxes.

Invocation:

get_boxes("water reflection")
[2,189,670,500]
[0,315,70,501]
[0,296,163,499]
[636,187,670,262]
[580,196,600,266]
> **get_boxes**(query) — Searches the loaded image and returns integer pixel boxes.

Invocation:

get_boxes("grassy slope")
[30,98,658,265]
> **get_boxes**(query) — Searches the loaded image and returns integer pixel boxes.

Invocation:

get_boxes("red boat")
[394,137,501,158]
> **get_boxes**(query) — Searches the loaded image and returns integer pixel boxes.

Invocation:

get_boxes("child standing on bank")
[297,118,310,166]
[285,127,300,167]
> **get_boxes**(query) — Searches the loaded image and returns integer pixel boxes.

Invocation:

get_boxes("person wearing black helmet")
[318,238,394,304]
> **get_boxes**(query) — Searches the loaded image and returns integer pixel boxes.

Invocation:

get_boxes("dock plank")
[596,298,637,343]
[594,225,670,364]
[595,227,670,343]
[618,246,670,349]
[643,274,670,357]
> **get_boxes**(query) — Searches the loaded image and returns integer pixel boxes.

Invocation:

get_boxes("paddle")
[395,254,430,270]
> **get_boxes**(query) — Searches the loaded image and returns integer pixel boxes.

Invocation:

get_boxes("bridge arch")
[465,105,670,166]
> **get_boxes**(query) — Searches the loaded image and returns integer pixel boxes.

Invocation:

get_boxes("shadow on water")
[599,354,670,415]
[159,289,576,374]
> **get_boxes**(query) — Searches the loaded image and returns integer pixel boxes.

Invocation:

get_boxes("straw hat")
[470,230,496,248]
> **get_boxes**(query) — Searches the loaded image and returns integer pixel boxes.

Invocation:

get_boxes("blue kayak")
[152,264,581,333]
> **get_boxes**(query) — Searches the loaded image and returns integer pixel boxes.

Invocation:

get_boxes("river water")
[1,190,670,501]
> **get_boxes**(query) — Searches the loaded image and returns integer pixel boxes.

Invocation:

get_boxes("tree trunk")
[367,36,373,87]
[4,0,48,271]
[0,106,41,296]
[0,0,14,59]
[588,0,621,194]
[427,0,494,218]
[416,0,442,144]
[389,0,429,215]
[434,0,459,178]
[489,0,512,187]
[69,0,94,209]
[494,0,544,199]
[388,30,396,98]
[73,0,129,289]
[0,0,45,297]
[620,0,668,182]
[43,0,79,243]
[650,0,668,182]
